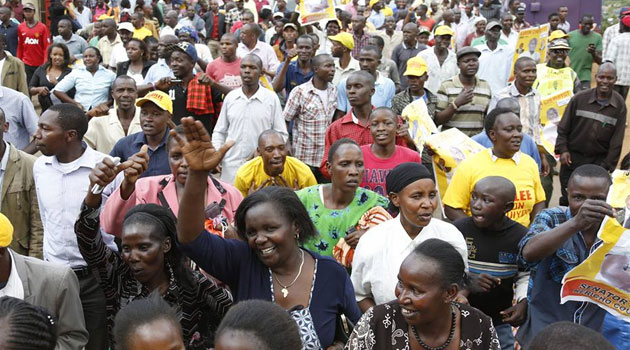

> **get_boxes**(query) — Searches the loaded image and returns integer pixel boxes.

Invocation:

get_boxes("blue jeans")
[602,312,630,350]
[495,323,515,350]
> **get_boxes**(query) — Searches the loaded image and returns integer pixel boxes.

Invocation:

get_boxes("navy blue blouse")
[179,231,362,348]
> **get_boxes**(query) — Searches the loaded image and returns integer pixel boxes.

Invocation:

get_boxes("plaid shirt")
[284,80,337,167]
[603,32,630,86]
[351,31,371,59]
[391,88,437,117]
[492,83,542,144]
[225,8,243,25]
[518,206,601,300]
[186,73,215,115]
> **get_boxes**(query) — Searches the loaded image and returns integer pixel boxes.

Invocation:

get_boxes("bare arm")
[358,298,376,313]
[444,205,468,222]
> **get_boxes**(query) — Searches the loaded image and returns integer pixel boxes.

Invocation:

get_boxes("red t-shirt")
[359,145,421,196]
[417,17,435,31]
[205,57,242,89]
[17,21,50,66]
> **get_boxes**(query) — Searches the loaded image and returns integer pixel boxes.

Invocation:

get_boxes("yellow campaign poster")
[510,24,550,80]
[539,89,573,156]
[608,170,630,209]
[424,128,485,201]
[401,98,438,153]
[299,0,335,25]
[561,178,630,320]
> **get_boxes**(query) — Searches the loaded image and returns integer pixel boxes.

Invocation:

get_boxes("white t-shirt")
[351,215,468,305]
[109,44,128,68]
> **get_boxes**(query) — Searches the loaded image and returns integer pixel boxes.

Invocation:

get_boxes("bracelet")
[451,101,458,110]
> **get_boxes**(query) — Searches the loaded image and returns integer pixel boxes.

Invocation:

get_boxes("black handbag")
[335,313,355,343]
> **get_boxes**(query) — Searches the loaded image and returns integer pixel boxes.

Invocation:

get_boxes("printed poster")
[561,172,630,320]
[424,128,485,202]
[539,89,573,156]
[510,24,550,80]
[401,98,438,153]
[299,0,335,25]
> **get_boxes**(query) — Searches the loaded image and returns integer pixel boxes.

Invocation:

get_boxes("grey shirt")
[53,34,89,58]
[0,86,38,150]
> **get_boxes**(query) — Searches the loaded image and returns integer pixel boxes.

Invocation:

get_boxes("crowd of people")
[0,0,628,349]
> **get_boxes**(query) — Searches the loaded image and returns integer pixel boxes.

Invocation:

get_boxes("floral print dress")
[345,301,501,350]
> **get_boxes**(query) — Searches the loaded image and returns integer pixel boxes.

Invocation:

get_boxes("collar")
[235,85,266,101]
[77,64,107,73]
[0,141,10,173]
[587,88,620,108]
[352,31,368,39]
[132,128,169,148]
[402,41,420,50]
[342,107,373,126]
[508,82,538,97]
[44,143,102,171]
[0,249,24,300]
[304,79,334,94]
[374,71,385,85]
[488,148,521,164]
[335,57,360,71]
[478,42,507,52]
[240,40,263,53]
[108,106,141,126]
[452,74,478,88]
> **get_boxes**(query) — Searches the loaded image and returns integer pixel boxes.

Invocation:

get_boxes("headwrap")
[175,26,199,43]
[385,163,433,194]
[0,213,14,248]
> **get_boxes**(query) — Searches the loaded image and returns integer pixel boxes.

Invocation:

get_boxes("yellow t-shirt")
[443,149,546,227]
[234,156,318,197]
[133,27,153,40]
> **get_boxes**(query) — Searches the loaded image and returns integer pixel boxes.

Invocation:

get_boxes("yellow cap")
[434,25,455,37]
[404,56,428,77]
[97,14,114,21]
[0,213,14,248]
[329,32,355,50]
[369,0,379,7]
[548,30,569,42]
[136,91,173,114]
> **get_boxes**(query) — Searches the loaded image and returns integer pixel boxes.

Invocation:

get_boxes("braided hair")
[0,296,57,350]
[122,204,197,292]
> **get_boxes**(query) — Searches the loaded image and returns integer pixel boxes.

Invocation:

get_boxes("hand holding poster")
[510,24,550,80]
[561,171,630,320]
[424,128,485,201]
[401,98,438,152]
[298,0,336,25]
[539,89,573,156]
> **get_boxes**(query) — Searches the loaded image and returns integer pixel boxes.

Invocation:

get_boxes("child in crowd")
[453,176,529,350]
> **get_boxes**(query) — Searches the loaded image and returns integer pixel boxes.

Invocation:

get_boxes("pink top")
[101,174,243,237]
[359,145,421,196]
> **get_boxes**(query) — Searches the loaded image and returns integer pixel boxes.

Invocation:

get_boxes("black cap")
[456,46,481,60]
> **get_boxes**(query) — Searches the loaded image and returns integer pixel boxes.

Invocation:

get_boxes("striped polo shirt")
[436,75,492,136]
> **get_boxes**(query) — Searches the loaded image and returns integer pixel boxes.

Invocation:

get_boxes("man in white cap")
[476,20,514,94]
[0,212,88,350]
[108,21,134,71]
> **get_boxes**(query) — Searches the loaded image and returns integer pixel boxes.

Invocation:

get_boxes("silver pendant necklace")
[273,249,305,298]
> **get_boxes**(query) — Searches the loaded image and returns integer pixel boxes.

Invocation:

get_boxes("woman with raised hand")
[75,147,232,349]
[346,239,500,350]
[174,117,361,350]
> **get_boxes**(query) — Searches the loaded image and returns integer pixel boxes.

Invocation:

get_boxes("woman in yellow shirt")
[443,107,546,227]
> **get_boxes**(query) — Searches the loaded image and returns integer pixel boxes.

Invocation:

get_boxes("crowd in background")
[0,0,629,349]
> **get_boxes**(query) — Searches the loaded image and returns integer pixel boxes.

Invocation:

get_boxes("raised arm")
[172,117,234,244]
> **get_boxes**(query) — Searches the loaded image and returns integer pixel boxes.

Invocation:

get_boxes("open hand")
[170,117,234,172]
[275,175,300,190]
[248,178,273,195]
[500,299,527,327]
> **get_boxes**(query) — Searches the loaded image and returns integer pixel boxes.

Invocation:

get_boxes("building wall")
[522,0,603,32]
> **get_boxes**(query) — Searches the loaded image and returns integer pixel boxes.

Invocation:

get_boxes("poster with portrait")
[401,98,438,153]
[539,89,572,156]
[424,128,485,202]
[509,24,550,80]
[299,0,335,25]
[561,174,630,320]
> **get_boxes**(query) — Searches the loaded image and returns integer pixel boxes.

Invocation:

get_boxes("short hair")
[47,103,89,140]
[243,23,260,36]
[242,53,263,70]
[348,70,375,88]
[529,322,615,350]
[514,56,535,71]
[165,124,183,151]
[0,296,57,350]
[220,32,238,44]
[495,97,520,116]
[568,164,612,186]
[84,46,103,63]
[143,35,158,46]
[369,35,385,48]
[548,12,559,20]
[234,186,317,244]
[409,239,466,289]
[621,152,630,171]
[216,300,302,350]
[257,129,284,147]
[312,53,333,68]
[57,18,72,27]
[483,107,515,136]
[369,107,397,122]
[581,13,594,22]
[296,34,314,46]
[328,137,360,164]
[112,74,137,90]
[120,0,130,7]
[360,45,382,59]
[113,293,181,350]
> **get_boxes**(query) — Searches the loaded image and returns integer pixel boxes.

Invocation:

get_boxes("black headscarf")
[385,163,433,195]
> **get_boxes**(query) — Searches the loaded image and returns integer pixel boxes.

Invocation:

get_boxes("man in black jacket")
[203,0,225,58]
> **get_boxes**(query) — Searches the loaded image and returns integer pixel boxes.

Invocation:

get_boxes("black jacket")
[203,11,225,41]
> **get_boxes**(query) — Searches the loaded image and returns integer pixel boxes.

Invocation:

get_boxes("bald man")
[556,62,627,205]
[392,22,426,90]
[236,23,280,79]
[233,130,317,196]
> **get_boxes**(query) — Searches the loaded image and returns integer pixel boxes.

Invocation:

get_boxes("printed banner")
[401,98,438,153]
[299,0,336,25]
[539,89,573,156]
[510,24,550,80]
[561,177,630,320]
[424,128,485,200]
